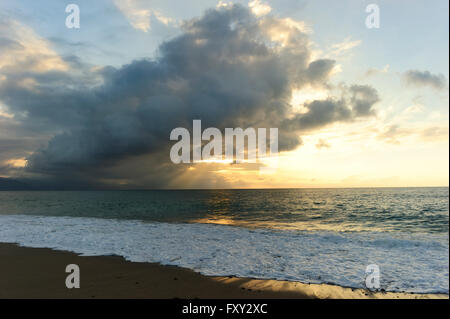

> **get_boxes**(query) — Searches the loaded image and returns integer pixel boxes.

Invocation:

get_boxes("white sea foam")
[0,214,448,293]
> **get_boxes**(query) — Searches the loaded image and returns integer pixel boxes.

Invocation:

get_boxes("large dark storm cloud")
[0,5,379,188]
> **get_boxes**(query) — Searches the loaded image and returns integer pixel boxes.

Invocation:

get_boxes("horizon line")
[1,186,448,191]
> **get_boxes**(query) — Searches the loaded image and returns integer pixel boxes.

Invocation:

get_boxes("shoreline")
[0,243,447,299]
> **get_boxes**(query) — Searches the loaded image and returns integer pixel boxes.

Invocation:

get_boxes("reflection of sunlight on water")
[191,215,280,229]
[191,215,385,232]
[193,217,238,226]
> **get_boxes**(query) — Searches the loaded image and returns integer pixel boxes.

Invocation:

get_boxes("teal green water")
[0,187,448,233]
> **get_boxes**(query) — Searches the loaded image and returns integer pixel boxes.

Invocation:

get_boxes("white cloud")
[329,37,361,56]
[248,0,272,17]
[217,1,233,8]
[365,64,390,77]
[153,10,175,26]
[113,0,174,32]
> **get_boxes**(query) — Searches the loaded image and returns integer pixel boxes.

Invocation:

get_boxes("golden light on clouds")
[261,16,311,48]
[114,0,151,32]
[0,20,68,73]
[329,37,362,56]
[175,113,448,188]
[0,104,13,119]
[5,158,27,168]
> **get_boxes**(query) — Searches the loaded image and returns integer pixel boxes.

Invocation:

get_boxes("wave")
[0,214,448,294]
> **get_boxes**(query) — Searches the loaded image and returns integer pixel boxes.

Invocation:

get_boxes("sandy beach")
[0,243,447,299]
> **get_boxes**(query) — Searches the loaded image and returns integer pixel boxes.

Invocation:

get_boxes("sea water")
[0,188,448,293]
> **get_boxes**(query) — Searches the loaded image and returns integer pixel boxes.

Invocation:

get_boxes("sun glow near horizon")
[0,0,448,190]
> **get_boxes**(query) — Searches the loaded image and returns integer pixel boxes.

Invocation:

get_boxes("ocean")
[0,188,448,294]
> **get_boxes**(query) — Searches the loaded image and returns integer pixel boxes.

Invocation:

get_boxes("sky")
[0,0,448,189]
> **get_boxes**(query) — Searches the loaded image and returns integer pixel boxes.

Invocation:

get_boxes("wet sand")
[0,243,447,299]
